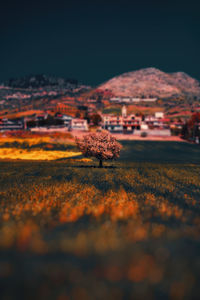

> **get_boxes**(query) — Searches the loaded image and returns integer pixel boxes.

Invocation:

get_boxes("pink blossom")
[76,131,122,167]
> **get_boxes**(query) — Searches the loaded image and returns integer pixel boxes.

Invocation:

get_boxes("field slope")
[0,141,200,300]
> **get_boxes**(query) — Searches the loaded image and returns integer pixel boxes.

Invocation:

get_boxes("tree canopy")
[76,131,122,167]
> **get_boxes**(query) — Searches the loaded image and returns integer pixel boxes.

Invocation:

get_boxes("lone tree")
[90,113,102,126]
[76,131,122,167]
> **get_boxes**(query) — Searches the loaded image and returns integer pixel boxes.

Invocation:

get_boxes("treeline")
[181,112,200,142]
[27,116,64,128]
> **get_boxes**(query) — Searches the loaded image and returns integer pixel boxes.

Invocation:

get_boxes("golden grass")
[0,148,82,160]
[0,136,51,146]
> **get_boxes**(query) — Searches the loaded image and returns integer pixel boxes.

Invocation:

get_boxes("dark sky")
[0,0,200,86]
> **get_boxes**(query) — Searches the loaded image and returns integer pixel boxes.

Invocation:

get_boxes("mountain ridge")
[3,74,79,89]
[99,68,200,99]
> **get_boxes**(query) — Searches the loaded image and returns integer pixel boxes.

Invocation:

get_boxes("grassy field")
[0,141,200,299]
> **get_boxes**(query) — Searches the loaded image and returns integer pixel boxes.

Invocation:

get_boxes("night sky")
[0,0,200,86]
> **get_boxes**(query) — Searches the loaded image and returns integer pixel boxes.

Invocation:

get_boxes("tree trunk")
[99,159,103,168]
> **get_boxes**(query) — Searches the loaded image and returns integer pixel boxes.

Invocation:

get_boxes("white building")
[155,112,164,119]
[141,98,157,102]
[102,114,141,133]
[131,98,141,102]
[70,119,88,131]
[140,122,149,130]
[122,105,127,117]
[122,98,132,103]
[55,114,73,126]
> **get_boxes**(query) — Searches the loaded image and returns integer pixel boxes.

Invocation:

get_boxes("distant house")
[123,115,141,133]
[131,98,141,103]
[35,113,48,121]
[0,118,23,131]
[140,122,149,130]
[145,114,170,129]
[102,114,141,133]
[103,115,124,132]
[70,119,88,131]
[155,112,164,119]
[55,114,73,127]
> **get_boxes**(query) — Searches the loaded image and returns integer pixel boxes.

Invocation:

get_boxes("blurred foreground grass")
[0,140,200,299]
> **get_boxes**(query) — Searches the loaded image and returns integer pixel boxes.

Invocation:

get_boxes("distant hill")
[99,68,200,99]
[4,74,79,89]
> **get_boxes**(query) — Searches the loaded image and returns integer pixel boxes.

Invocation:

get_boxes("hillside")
[0,74,92,115]
[99,68,200,99]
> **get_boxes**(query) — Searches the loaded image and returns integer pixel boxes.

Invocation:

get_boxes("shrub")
[141,132,148,138]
